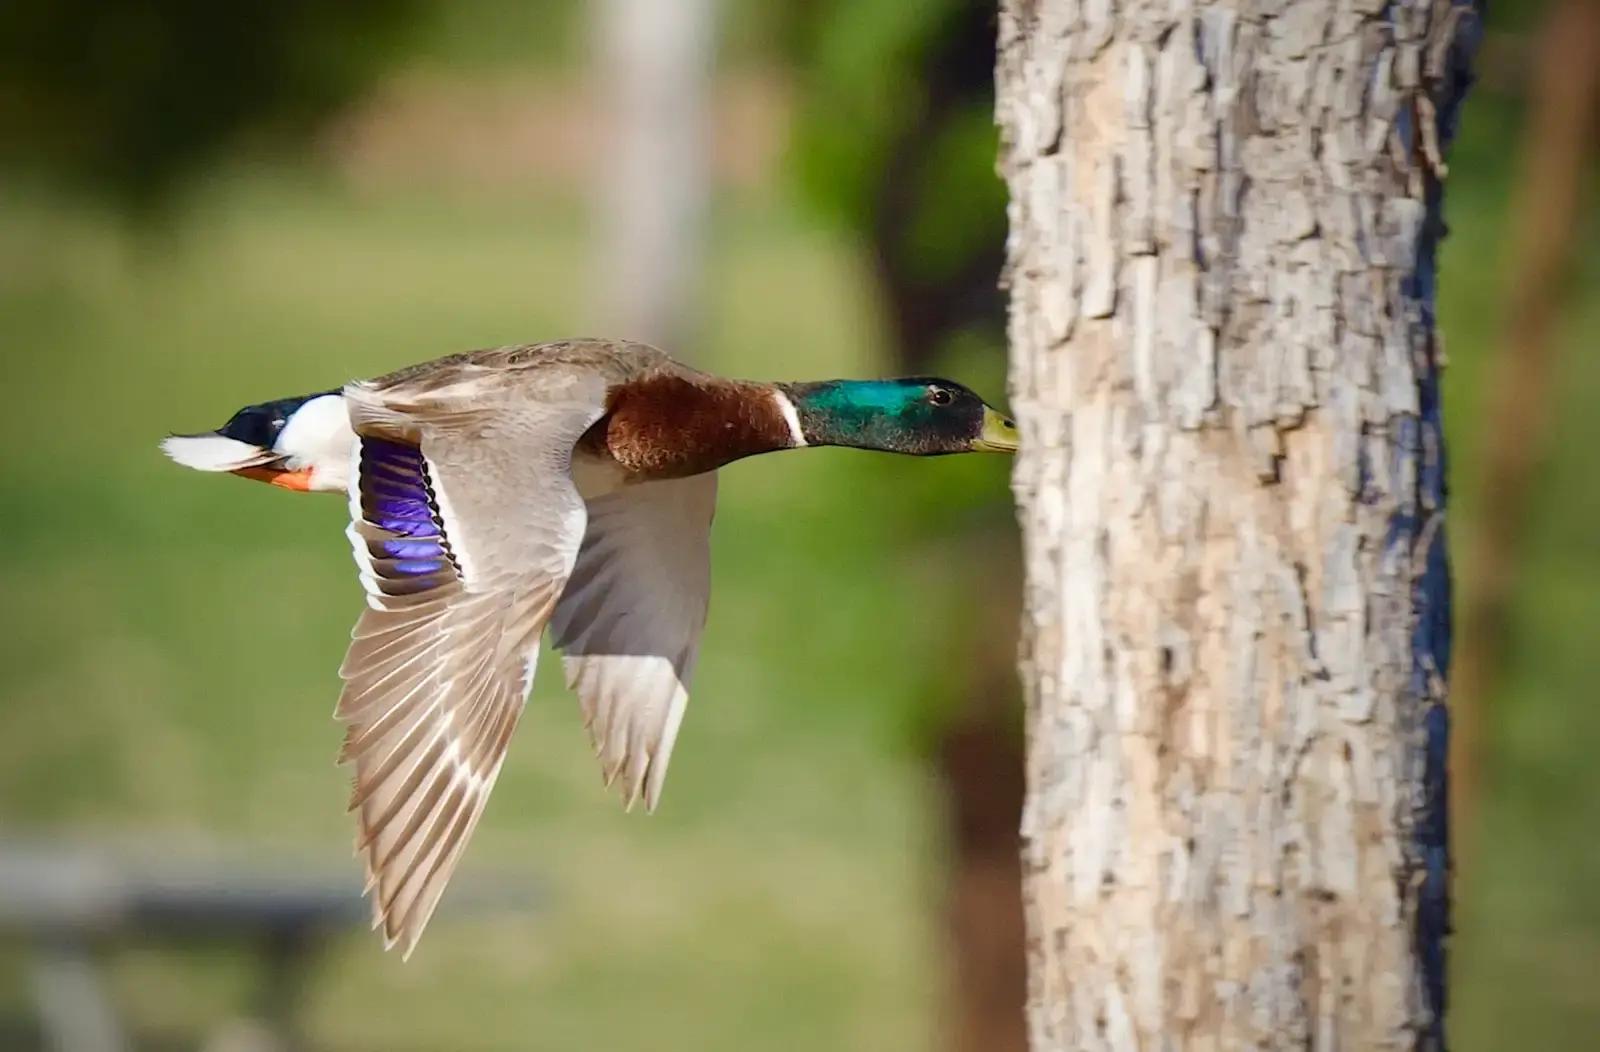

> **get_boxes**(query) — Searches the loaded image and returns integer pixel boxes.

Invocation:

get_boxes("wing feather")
[550,473,716,811]
[336,378,603,957]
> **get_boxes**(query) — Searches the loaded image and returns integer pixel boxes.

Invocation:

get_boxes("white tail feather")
[160,434,275,472]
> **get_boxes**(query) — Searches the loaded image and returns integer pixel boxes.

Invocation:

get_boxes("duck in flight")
[162,339,1019,956]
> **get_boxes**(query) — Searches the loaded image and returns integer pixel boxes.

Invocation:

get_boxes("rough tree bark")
[997,1,1476,1048]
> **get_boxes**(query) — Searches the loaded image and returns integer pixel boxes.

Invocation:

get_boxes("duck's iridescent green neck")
[778,378,1017,456]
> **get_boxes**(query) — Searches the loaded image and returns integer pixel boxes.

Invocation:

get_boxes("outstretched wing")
[549,472,717,811]
[337,379,604,956]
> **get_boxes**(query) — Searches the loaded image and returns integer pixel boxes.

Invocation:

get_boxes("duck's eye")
[929,387,953,406]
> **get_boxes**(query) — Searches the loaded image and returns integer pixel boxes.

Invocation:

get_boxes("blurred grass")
[0,84,1596,1052]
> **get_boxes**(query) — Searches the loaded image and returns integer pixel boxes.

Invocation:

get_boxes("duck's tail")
[162,389,354,493]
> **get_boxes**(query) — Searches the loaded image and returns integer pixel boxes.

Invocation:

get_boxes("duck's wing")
[336,378,606,957]
[549,472,717,811]
[364,338,675,396]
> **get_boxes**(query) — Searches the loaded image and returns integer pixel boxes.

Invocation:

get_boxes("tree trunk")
[996,1,1476,1048]
[593,0,714,348]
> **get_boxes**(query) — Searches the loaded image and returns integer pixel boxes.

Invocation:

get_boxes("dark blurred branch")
[865,4,1005,370]
[1452,0,1600,870]
[0,0,421,211]
[933,554,1025,1052]
[835,3,1024,1048]
[1472,31,1535,95]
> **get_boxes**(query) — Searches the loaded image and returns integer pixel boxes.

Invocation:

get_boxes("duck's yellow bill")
[973,407,1020,452]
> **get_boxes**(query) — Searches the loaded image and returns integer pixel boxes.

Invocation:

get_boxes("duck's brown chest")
[577,374,790,482]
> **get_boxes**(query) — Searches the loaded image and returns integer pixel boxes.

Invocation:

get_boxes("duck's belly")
[570,447,632,500]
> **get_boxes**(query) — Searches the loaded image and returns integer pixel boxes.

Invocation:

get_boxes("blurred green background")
[1,1,1596,1049]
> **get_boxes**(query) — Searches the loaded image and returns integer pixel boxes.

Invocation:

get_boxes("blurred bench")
[0,837,536,1052]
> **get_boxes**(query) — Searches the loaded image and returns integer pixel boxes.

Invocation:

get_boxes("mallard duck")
[162,339,1017,955]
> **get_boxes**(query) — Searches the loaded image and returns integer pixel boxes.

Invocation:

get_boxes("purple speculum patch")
[359,438,450,577]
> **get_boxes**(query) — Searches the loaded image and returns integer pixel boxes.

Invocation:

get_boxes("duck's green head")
[779,378,1019,455]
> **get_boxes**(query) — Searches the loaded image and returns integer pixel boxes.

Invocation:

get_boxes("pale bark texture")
[996,1,1476,1048]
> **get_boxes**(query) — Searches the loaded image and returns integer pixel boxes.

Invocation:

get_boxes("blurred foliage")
[784,0,1006,289]
[780,0,1017,755]
[784,0,943,228]
[409,0,582,74]
[0,0,423,209]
